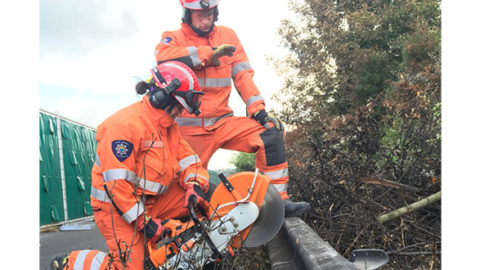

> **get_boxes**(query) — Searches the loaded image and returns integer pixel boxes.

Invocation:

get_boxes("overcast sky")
[39,0,295,169]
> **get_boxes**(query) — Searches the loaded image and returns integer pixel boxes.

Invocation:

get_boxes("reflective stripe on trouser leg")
[90,251,108,269]
[66,250,109,270]
[261,166,289,200]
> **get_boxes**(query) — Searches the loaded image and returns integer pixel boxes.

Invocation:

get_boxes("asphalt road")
[39,219,107,270]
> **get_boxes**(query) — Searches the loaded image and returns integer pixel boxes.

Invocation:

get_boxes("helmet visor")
[172,90,204,115]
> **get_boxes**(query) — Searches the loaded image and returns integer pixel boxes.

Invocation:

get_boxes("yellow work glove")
[253,110,285,131]
[210,44,236,66]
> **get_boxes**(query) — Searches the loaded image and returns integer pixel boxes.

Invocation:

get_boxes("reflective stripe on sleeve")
[198,78,231,88]
[232,62,252,77]
[90,186,110,202]
[187,46,202,67]
[102,168,168,194]
[246,95,264,107]
[179,155,200,171]
[261,168,289,180]
[95,154,101,167]
[122,201,145,224]
[183,173,209,184]
[103,169,137,183]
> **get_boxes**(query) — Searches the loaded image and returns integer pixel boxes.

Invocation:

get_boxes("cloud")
[39,40,150,95]
[40,0,139,56]
[39,0,180,96]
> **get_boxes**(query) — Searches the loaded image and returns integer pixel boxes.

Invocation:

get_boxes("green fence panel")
[61,120,96,220]
[39,113,65,225]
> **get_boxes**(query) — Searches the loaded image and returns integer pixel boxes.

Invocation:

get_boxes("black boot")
[51,253,69,270]
[284,199,311,217]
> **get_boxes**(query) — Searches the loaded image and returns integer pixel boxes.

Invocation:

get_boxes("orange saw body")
[146,170,284,269]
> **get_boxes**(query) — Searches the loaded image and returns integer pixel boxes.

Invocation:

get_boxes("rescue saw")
[145,169,285,270]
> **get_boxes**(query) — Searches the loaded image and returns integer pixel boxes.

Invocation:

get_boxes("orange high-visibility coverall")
[89,95,209,269]
[155,23,289,199]
[63,250,110,269]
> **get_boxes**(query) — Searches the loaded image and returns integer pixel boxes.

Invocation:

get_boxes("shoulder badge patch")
[161,37,172,44]
[112,140,134,162]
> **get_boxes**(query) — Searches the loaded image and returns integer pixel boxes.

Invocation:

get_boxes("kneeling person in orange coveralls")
[52,61,209,269]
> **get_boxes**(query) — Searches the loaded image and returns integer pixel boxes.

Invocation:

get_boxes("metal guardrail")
[267,217,359,270]
[42,216,384,269]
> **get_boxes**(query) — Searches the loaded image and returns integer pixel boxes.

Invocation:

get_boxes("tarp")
[39,111,97,225]
[39,112,65,225]
[61,120,96,220]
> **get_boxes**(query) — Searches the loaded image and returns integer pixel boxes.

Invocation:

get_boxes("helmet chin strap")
[182,6,218,37]
[164,103,183,119]
[164,103,174,114]
[190,23,214,37]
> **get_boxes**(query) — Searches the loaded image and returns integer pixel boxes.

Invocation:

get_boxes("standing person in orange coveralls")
[154,0,310,217]
[52,61,209,270]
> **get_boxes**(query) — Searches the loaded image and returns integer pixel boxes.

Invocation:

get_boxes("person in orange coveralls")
[154,0,310,217]
[52,61,209,270]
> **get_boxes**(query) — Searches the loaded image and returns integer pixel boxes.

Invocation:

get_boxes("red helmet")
[180,0,219,10]
[150,61,203,115]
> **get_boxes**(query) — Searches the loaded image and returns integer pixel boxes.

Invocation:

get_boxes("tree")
[231,152,256,172]
[273,0,441,268]
[274,0,440,121]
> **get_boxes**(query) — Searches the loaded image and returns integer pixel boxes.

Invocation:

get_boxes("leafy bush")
[231,152,256,172]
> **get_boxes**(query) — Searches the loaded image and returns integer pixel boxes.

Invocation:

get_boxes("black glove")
[136,214,168,243]
[253,110,284,131]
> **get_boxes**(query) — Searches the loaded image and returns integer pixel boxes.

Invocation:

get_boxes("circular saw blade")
[243,183,284,247]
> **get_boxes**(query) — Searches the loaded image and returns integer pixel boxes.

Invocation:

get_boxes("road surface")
[40,219,107,270]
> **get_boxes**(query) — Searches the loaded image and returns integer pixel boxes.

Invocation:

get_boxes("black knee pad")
[259,128,287,166]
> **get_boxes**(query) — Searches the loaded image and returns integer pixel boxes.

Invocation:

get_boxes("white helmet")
[180,0,219,10]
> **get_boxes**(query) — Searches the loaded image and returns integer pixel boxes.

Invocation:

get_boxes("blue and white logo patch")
[161,37,172,44]
[112,140,133,162]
